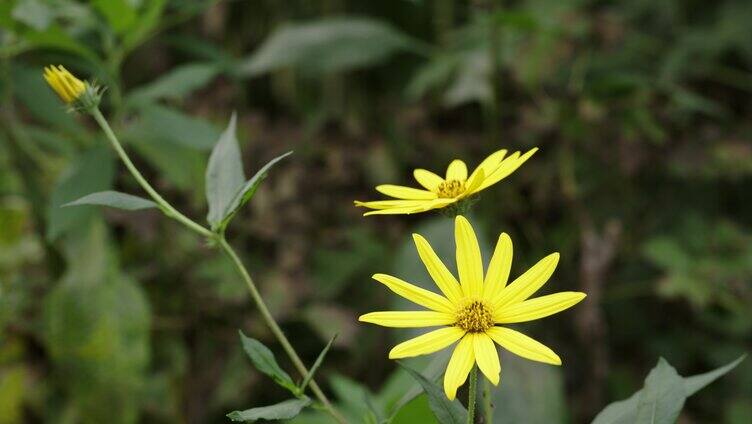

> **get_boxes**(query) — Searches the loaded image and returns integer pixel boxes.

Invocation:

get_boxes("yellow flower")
[359,216,586,400]
[43,65,86,104]
[354,148,537,216]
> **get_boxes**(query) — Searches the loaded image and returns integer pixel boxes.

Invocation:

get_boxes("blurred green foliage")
[1,0,750,423]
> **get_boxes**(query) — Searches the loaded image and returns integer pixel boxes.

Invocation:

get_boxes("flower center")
[455,301,494,333]
[437,180,465,198]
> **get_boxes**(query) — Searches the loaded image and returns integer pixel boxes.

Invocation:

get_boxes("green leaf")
[227,397,311,422]
[126,62,220,105]
[398,363,467,424]
[238,331,297,394]
[11,0,54,30]
[299,334,337,393]
[205,113,245,228]
[236,17,423,77]
[592,356,746,424]
[63,191,158,211]
[47,147,115,241]
[216,151,292,232]
[121,0,167,53]
[91,0,136,34]
[140,104,220,150]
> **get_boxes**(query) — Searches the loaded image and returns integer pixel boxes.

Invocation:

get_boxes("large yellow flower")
[359,216,585,399]
[354,148,537,216]
[43,65,86,104]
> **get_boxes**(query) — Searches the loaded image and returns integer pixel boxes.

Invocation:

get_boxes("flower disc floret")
[455,301,493,333]
[437,179,465,198]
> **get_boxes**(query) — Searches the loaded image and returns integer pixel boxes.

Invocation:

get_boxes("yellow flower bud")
[43,65,86,104]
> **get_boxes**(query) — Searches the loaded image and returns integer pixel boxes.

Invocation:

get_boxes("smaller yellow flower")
[359,216,585,399]
[43,65,86,104]
[354,148,538,216]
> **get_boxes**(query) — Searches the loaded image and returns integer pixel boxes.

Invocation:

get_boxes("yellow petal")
[389,327,466,358]
[372,273,455,313]
[362,205,430,216]
[482,232,513,301]
[473,333,500,385]
[446,160,468,182]
[460,168,485,198]
[359,311,455,328]
[455,216,483,298]
[477,148,538,191]
[414,169,444,191]
[492,252,560,308]
[468,149,507,183]
[354,199,428,209]
[444,334,475,400]
[376,185,437,200]
[487,326,561,365]
[495,292,586,323]
[413,234,464,304]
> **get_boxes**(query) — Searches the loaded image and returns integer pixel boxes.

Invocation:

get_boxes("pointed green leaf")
[299,334,337,393]
[217,151,292,231]
[63,191,158,211]
[398,363,467,424]
[238,331,297,394]
[684,355,745,396]
[227,397,311,422]
[206,113,246,228]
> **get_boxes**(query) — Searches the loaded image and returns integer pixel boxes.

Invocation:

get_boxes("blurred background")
[1,0,751,423]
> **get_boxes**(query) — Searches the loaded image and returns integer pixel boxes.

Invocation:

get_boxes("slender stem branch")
[482,376,493,424]
[467,367,478,424]
[89,107,345,424]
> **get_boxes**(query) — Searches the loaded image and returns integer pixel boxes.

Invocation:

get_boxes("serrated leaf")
[216,151,292,232]
[206,113,246,228]
[398,363,467,424]
[299,334,337,393]
[236,17,422,77]
[238,331,297,394]
[63,191,158,211]
[126,62,219,105]
[227,397,311,422]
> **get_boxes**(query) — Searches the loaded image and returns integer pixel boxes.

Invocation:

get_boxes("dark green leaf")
[299,334,337,392]
[126,63,219,105]
[398,363,467,424]
[227,397,311,422]
[205,113,245,228]
[217,151,292,232]
[91,0,136,34]
[121,0,167,53]
[236,17,423,77]
[63,191,158,211]
[238,331,297,394]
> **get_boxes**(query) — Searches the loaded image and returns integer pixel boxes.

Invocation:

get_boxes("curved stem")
[467,367,478,424]
[90,108,345,424]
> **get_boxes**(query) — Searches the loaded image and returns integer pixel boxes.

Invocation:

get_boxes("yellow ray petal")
[443,334,475,400]
[455,216,483,298]
[389,327,466,358]
[354,199,428,209]
[376,185,437,200]
[482,232,513,301]
[487,326,561,365]
[359,311,455,328]
[363,205,431,216]
[460,168,485,198]
[372,273,455,313]
[413,234,464,304]
[446,160,468,182]
[468,149,507,183]
[492,252,560,308]
[477,148,538,191]
[414,169,444,191]
[495,292,586,323]
[473,333,500,385]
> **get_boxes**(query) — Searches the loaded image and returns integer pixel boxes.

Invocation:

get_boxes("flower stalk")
[467,367,478,424]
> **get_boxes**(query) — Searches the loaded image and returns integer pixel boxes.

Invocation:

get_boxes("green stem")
[482,376,493,423]
[468,367,478,424]
[89,107,346,424]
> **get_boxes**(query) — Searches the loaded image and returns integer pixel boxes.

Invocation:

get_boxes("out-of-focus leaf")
[592,356,745,424]
[238,331,298,394]
[302,305,355,348]
[205,113,245,229]
[126,62,219,105]
[237,17,422,77]
[92,0,136,34]
[299,334,337,392]
[63,191,158,211]
[399,363,467,424]
[11,0,54,30]
[217,151,292,232]
[121,0,167,53]
[21,25,99,63]
[139,104,219,150]
[46,147,115,241]
[227,397,311,422]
